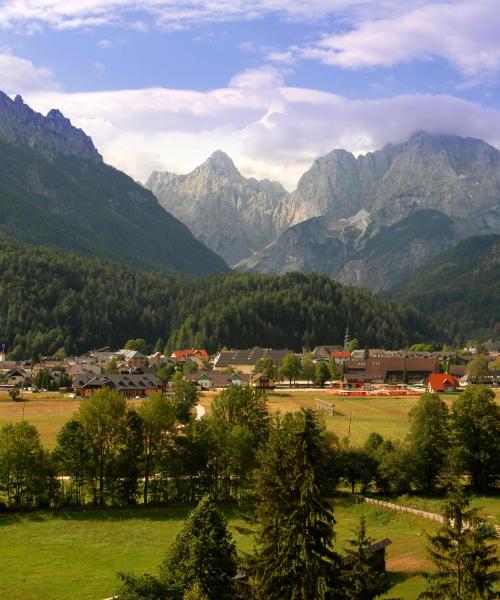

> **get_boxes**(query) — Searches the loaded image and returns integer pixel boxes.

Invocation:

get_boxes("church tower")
[344,323,350,350]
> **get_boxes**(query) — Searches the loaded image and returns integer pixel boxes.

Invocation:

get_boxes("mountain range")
[0,92,228,276]
[148,131,500,291]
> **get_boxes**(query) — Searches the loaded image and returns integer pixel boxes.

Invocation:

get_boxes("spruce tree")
[117,495,237,600]
[159,495,237,600]
[250,409,340,600]
[419,487,499,599]
[339,516,395,599]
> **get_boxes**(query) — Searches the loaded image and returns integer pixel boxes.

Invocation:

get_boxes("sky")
[1,0,500,189]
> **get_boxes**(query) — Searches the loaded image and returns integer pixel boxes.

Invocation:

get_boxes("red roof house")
[330,351,351,359]
[427,373,459,393]
[170,349,209,361]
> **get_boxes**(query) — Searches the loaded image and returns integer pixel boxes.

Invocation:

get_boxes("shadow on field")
[387,570,418,587]
[46,503,245,524]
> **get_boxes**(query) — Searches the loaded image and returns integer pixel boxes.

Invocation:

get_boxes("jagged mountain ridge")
[0,92,101,162]
[0,92,228,276]
[237,132,500,290]
[146,150,291,265]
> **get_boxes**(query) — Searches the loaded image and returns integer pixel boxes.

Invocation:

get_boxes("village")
[1,335,499,399]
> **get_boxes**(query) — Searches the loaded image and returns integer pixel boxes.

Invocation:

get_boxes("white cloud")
[97,39,112,49]
[0,51,59,93]
[0,1,419,31]
[2,2,500,81]
[301,0,500,80]
[22,66,500,191]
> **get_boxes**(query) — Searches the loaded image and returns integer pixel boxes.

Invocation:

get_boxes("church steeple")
[344,322,350,350]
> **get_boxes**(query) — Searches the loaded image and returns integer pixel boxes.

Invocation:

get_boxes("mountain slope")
[146,151,291,265]
[388,235,500,340]
[241,132,500,289]
[0,240,440,359]
[0,92,228,276]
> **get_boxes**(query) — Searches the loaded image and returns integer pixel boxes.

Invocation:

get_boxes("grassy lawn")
[0,498,435,600]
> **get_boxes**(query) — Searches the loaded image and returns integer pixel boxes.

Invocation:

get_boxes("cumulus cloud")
[22,65,500,190]
[0,52,59,93]
[301,0,500,80]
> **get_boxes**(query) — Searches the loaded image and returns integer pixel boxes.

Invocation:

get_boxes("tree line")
[0,240,439,360]
[0,385,498,511]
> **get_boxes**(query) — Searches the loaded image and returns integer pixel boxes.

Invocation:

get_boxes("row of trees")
[340,386,500,495]
[0,385,498,512]
[117,409,499,600]
[254,354,335,386]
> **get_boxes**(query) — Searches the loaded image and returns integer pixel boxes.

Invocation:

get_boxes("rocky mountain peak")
[0,90,101,162]
[200,149,241,180]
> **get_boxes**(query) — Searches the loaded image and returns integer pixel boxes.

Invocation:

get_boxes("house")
[250,373,275,391]
[427,373,459,393]
[67,363,103,377]
[116,349,149,370]
[186,370,250,389]
[311,346,345,361]
[171,348,209,361]
[485,342,500,358]
[73,373,160,398]
[460,371,500,387]
[2,368,27,386]
[213,348,290,374]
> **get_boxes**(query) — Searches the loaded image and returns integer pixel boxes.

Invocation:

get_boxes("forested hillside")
[389,235,500,342]
[0,93,228,277]
[0,241,439,358]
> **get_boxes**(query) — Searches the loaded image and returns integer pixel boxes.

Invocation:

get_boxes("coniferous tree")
[419,487,499,599]
[250,409,340,600]
[339,516,395,600]
[117,495,237,600]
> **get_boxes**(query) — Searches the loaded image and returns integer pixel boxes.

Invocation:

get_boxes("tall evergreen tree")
[117,495,237,600]
[250,409,340,600]
[419,487,499,599]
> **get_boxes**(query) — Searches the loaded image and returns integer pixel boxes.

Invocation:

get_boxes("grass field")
[0,388,498,449]
[0,497,435,600]
[0,389,498,599]
[0,395,142,449]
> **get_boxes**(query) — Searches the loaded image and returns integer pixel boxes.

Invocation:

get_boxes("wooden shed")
[367,538,392,572]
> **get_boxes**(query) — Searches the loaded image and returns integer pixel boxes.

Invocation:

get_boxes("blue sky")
[1,1,500,188]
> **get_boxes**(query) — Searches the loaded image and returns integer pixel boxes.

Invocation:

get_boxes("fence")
[363,497,500,536]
